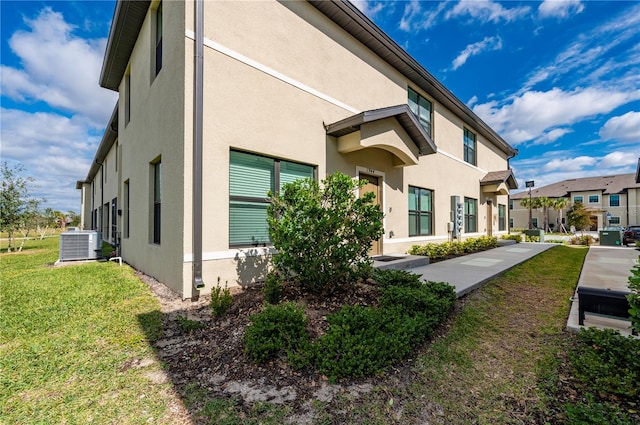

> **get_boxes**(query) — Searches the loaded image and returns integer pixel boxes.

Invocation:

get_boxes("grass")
[3,239,633,424]
[0,237,186,424]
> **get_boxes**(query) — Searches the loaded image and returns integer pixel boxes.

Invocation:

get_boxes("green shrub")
[501,234,522,243]
[565,395,636,425]
[570,328,640,398]
[267,172,384,294]
[313,305,426,381]
[210,278,233,317]
[408,236,497,260]
[525,235,539,243]
[314,277,455,382]
[373,268,422,289]
[263,270,282,305]
[627,257,640,334]
[176,315,204,333]
[569,235,595,245]
[244,302,310,364]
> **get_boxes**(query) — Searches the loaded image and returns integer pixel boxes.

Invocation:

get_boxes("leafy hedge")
[570,328,640,398]
[628,256,640,334]
[501,234,522,243]
[408,236,498,261]
[244,269,456,382]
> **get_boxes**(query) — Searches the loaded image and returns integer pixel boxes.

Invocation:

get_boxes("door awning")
[481,169,518,195]
[325,104,437,167]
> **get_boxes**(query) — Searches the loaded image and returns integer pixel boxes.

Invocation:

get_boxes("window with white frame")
[573,195,583,203]
[609,194,620,207]
[229,150,314,247]
[609,216,621,225]
[588,195,599,203]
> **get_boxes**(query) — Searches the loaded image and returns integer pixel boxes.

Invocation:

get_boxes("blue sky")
[1,1,639,212]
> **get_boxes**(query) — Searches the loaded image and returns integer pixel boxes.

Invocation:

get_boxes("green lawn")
[0,237,186,424]
[3,239,637,424]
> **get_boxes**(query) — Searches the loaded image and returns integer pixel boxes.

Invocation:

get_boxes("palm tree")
[520,197,542,229]
[538,197,556,232]
[552,198,569,233]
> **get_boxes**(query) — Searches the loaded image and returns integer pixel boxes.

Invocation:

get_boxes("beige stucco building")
[77,0,518,298]
[510,174,640,231]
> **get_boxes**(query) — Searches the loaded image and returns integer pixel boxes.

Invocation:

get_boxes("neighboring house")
[510,174,640,231]
[77,0,518,299]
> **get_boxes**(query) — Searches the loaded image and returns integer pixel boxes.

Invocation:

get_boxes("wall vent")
[59,231,102,261]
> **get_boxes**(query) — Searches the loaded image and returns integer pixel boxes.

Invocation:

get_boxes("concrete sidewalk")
[406,242,556,297]
[566,245,639,336]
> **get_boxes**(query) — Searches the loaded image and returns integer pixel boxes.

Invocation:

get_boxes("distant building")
[510,174,640,231]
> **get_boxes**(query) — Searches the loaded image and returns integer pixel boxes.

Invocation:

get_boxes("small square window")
[588,195,599,203]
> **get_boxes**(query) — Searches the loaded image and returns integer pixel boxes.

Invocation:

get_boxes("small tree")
[0,163,40,251]
[566,201,591,234]
[267,172,384,294]
[538,197,555,232]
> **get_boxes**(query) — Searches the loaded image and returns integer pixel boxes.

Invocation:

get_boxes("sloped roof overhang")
[100,0,150,91]
[326,105,437,166]
[480,169,518,195]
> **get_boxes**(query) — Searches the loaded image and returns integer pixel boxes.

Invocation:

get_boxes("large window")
[408,186,433,236]
[609,194,620,207]
[408,88,432,137]
[498,204,506,231]
[229,150,314,247]
[463,128,476,165]
[464,197,477,233]
[152,159,161,245]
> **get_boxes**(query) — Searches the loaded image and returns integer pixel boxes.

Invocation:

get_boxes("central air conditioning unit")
[59,230,102,261]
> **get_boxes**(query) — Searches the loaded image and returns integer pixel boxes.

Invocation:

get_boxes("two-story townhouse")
[77,0,518,299]
[510,174,640,231]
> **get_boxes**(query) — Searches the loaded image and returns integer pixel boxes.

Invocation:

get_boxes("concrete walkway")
[566,245,639,336]
[407,242,556,297]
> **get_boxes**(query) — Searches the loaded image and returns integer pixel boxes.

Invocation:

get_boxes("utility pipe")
[192,0,205,297]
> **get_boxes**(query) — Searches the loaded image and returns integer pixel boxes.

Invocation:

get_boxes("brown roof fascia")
[100,0,151,91]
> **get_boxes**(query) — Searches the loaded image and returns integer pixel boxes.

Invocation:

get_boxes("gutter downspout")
[192,0,205,298]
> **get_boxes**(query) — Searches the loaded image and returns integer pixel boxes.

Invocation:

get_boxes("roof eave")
[99,0,150,91]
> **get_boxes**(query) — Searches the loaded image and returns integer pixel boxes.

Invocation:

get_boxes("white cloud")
[599,111,640,143]
[522,4,640,92]
[399,0,449,32]
[0,7,116,212]
[472,87,640,145]
[598,151,638,168]
[1,7,116,127]
[543,156,596,172]
[351,0,385,18]
[538,0,584,19]
[452,36,502,70]
[446,1,530,24]
[533,127,573,145]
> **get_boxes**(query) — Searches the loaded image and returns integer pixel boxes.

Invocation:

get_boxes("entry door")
[486,200,493,237]
[360,174,382,256]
